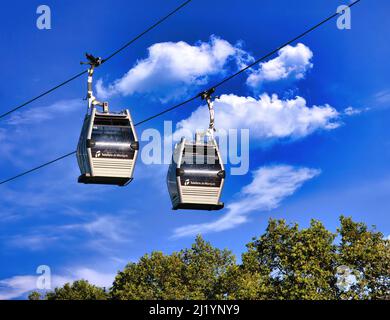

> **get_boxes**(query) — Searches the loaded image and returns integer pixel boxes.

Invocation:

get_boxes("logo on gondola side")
[95,151,102,158]
[184,179,190,186]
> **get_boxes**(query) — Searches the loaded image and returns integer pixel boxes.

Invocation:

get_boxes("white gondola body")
[77,108,138,186]
[167,137,225,210]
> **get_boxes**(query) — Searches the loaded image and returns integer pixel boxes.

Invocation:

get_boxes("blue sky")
[1,0,390,299]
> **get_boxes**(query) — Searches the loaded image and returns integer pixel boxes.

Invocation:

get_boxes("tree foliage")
[337,217,390,299]
[31,280,108,300]
[31,217,390,300]
[111,236,235,299]
[28,291,43,300]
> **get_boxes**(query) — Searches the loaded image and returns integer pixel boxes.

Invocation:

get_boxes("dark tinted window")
[91,124,135,159]
[180,144,223,187]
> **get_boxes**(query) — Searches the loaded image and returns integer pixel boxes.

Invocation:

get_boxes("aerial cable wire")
[0,95,198,185]
[0,151,77,185]
[0,0,193,120]
[133,0,362,126]
[210,0,361,90]
[0,0,362,185]
[101,0,193,63]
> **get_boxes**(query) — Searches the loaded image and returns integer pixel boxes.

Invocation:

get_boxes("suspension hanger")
[80,53,109,113]
[196,88,219,143]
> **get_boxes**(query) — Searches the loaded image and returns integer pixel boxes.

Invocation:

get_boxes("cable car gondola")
[167,89,225,210]
[76,54,139,186]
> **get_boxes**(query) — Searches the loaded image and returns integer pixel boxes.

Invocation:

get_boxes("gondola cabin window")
[179,145,223,188]
[91,125,135,159]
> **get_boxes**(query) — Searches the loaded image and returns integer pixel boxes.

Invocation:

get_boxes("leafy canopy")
[31,217,390,300]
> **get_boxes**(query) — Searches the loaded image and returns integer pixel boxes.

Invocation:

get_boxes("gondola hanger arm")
[200,87,219,135]
[80,53,108,113]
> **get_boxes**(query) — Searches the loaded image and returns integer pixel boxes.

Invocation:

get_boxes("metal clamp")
[81,53,103,68]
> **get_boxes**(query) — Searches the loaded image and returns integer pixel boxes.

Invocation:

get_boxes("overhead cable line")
[0,151,77,185]
[0,0,362,185]
[210,0,361,90]
[0,0,193,120]
[0,95,199,185]
[101,0,193,63]
[0,70,89,120]
[131,0,362,126]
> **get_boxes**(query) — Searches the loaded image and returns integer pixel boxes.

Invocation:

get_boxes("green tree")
[111,251,185,299]
[30,217,390,300]
[337,216,390,299]
[179,235,235,299]
[28,291,43,300]
[34,280,108,300]
[110,236,235,300]
[237,219,337,299]
[233,217,390,300]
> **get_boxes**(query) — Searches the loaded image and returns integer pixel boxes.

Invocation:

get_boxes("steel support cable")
[0,95,200,185]
[211,0,361,90]
[0,0,362,185]
[0,0,193,120]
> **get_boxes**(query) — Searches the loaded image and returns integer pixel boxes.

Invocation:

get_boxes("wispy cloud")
[0,167,106,228]
[7,235,60,251]
[0,275,42,300]
[6,99,83,126]
[5,212,136,253]
[0,98,83,169]
[0,178,99,210]
[374,89,390,106]
[0,267,115,299]
[70,268,115,288]
[173,165,320,238]
[343,106,364,116]
[61,214,136,243]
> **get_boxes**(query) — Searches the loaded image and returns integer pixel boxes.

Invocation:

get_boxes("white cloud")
[1,177,100,210]
[6,213,135,253]
[344,106,362,116]
[0,273,72,300]
[173,93,340,142]
[0,98,83,168]
[0,268,115,300]
[7,235,60,251]
[61,215,135,243]
[6,99,83,126]
[247,43,313,88]
[343,106,370,116]
[0,168,107,230]
[0,275,39,300]
[374,89,390,105]
[72,268,115,289]
[96,36,252,102]
[173,165,320,238]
